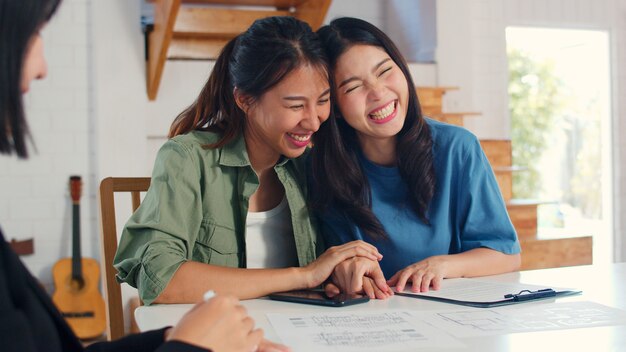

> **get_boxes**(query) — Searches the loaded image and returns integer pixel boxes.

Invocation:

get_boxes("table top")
[136,263,626,351]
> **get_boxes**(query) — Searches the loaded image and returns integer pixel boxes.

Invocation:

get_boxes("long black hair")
[169,16,329,147]
[311,17,436,240]
[0,0,61,158]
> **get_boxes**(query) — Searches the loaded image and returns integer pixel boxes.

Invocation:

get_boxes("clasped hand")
[325,255,449,298]
[324,257,393,299]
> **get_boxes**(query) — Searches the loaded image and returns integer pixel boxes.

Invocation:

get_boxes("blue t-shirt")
[319,119,521,278]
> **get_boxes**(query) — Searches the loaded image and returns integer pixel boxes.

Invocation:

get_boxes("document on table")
[418,301,626,337]
[266,310,463,352]
[396,277,580,307]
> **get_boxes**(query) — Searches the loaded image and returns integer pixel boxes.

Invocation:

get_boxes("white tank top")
[245,197,299,269]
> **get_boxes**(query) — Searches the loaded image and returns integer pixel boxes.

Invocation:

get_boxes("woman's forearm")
[154,262,311,303]
[153,240,383,303]
[442,248,521,278]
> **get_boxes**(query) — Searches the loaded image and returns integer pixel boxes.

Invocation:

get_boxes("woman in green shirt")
[114,16,384,305]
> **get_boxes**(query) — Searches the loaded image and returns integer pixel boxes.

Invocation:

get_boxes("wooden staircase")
[417,87,480,125]
[418,87,593,270]
[146,0,332,100]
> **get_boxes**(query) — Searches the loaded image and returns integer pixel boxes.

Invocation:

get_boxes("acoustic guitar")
[52,176,106,340]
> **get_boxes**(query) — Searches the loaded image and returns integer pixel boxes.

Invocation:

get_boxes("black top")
[0,228,208,352]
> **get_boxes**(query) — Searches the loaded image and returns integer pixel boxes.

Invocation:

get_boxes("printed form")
[267,310,463,352]
[419,301,626,337]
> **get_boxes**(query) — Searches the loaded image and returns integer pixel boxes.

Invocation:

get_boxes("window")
[506,27,613,263]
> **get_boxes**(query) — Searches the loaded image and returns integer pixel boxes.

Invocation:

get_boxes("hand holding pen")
[166,290,265,352]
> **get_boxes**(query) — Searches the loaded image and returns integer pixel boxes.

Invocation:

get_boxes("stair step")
[146,0,332,99]
[417,86,458,115]
[493,166,527,173]
[480,140,513,200]
[180,0,307,6]
[507,202,537,238]
[492,166,528,202]
[169,7,290,59]
[174,7,290,38]
[506,199,556,238]
[479,140,511,168]
[507,199,555,206]
[427,112,480,127]
[495,172,512,201]
[519,233,592,270]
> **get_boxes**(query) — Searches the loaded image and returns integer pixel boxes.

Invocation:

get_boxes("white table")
[136,263,626,351]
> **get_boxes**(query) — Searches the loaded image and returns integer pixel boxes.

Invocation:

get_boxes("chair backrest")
[99,177,151,340]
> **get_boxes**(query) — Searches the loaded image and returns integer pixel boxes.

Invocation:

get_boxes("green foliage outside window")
[508,48,603,222]
[507,49,563,199]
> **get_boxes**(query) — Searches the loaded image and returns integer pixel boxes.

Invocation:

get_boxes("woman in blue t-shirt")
[311,17,521,299]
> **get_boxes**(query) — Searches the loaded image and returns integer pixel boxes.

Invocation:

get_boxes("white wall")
[435,0,626,261]
[617,1,626,262]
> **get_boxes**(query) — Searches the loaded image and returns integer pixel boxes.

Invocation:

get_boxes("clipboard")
[395,278,582,308]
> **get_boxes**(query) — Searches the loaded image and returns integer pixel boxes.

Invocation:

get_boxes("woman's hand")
[301,240,383,288]
[387,256,448,293]
[324,257,392,299]
[258,339,291,352]
[167,294,264,352]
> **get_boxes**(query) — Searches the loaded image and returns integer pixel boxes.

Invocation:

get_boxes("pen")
[504,288,556,301]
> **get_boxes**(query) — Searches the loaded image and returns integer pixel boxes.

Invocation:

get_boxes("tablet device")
[268,290,370,307]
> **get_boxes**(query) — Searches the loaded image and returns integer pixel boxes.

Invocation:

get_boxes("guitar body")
[52,257,106,339]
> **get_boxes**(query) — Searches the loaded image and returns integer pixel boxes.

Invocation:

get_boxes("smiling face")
[242,63,331,162]
[333,44,409,157]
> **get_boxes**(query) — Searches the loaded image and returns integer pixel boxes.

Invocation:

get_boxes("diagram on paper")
[267,310,463,352]
[422,301,626,337]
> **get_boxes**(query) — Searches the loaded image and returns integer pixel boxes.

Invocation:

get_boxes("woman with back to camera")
[0,0,286,351]
[311,17,521,299]
[113,16,385,305]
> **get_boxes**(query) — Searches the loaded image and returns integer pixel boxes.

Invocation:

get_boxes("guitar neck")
[71,201,83,282]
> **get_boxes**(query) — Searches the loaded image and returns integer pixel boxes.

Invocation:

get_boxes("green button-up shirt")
[113,131,323,305]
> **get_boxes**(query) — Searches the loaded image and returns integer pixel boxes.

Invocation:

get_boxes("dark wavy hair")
[0,0,62,158]
[311,17,436,240]
[169,16,329,147]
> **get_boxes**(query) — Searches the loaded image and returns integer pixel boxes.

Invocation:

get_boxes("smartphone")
[268,289,370,307]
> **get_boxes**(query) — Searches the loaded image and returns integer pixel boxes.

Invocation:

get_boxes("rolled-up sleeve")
[456,135,521,255]
[114,139,204,305]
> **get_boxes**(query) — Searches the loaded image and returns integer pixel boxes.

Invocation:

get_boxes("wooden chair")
[99,177,151,340]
